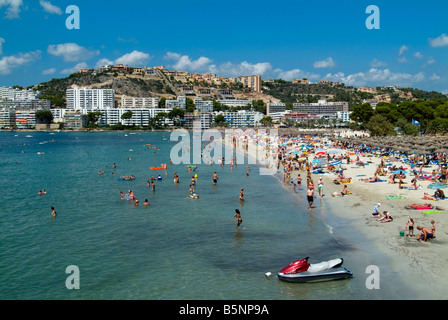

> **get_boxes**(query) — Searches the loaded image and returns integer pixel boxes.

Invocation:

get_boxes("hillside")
[33,70,448,110]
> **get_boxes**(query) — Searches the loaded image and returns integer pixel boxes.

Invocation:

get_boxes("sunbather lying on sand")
[423,192,439,201]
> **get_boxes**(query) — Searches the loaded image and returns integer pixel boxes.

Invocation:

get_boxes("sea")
[0,131,420,300]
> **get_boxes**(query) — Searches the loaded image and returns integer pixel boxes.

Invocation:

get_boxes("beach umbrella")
[327,149,342,154]
[392,169,406,174]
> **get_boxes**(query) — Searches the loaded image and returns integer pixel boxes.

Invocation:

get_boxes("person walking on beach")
[233,209,242,227]
[306,186,314,210]
[317,177,324,198]
[296,174,302,190]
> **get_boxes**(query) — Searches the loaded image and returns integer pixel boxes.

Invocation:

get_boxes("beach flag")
[412,119,420,125]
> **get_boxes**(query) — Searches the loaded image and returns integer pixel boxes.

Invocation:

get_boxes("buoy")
[265,272,272,277]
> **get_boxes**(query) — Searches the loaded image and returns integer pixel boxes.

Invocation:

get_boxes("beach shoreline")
[224,128,448,299]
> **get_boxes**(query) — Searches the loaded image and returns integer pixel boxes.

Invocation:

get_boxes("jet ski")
[277,257,353,283]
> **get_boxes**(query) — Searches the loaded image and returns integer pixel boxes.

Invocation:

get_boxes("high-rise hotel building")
[66,87,115,110]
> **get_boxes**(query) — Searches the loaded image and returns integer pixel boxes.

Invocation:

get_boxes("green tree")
[252,100,266,114]
[214,114,227,127]
[186,98,196,113]
[86,112,103,127]
[121,111,133,120]
[259,116,273,127]
[402,123,420,136]
[350,103,374,124]
[365,114,397,136]
[35,110,53,124]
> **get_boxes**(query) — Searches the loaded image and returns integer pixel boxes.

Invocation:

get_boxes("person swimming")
[212,172,218,184]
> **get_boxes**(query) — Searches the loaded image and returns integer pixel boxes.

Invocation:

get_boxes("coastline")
[224,129,448,299]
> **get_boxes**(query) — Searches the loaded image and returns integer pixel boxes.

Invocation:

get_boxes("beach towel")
[422,210,444,215]
[385,195,406,199]
[407,186,423,190]
[405,205,433,210]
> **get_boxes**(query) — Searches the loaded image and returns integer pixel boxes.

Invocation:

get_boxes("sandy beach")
[225,128,448,299]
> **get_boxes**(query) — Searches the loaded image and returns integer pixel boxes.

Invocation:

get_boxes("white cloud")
[274,68,320,81]
[95,58,114,69]
[0,37,4,55]
[47,43,100,62]
[42,67,56,75]
[39,0,62,15]
[164,52,274,77]
[399,45,408,56]
[165,52,212,73]
[313,57,335,69]
[429,34,448,47]
[370,58,387,67]
[60,62,88,75]
[414,52,424,59]
[216,61,272,77]
[115,50,150,66]
[430,73,441,81]
[425,57,435,66]
[0,50,41,74]
[325,68,425,87]
[0,0,23,19]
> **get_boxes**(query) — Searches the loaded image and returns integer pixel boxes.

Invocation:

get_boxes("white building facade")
[66,87,115,110]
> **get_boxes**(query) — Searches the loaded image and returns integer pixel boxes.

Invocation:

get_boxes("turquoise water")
[0,131,416,300]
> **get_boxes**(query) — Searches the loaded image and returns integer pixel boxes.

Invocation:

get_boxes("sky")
[0,0,447,93]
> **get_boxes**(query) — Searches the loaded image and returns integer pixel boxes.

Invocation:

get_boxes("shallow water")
[0,131,419,299]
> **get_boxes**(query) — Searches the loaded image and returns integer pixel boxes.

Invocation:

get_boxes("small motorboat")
[277,257,352,283]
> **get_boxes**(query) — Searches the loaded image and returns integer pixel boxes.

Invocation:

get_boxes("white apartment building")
[216,99,252,107]
[66,87,115,110]
[213,110,263,127]
[166,96,186,109]
[121,95,159,108]
[336,111,353,122]
[93,108,173,127]
[193,98,213,113]
[0,109,15,128]
[0,86,41,100]
[267,102,286,115]
[293,99,349,116]
[51,108,66,123]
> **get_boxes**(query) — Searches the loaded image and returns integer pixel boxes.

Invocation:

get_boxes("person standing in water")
[306,186,315,210]
[51,207,57,217]
[212,172,218,184]
[233,209,242,227]
[239,188,245,202]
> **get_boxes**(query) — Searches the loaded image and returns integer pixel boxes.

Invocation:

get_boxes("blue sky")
[0,0,447,93]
